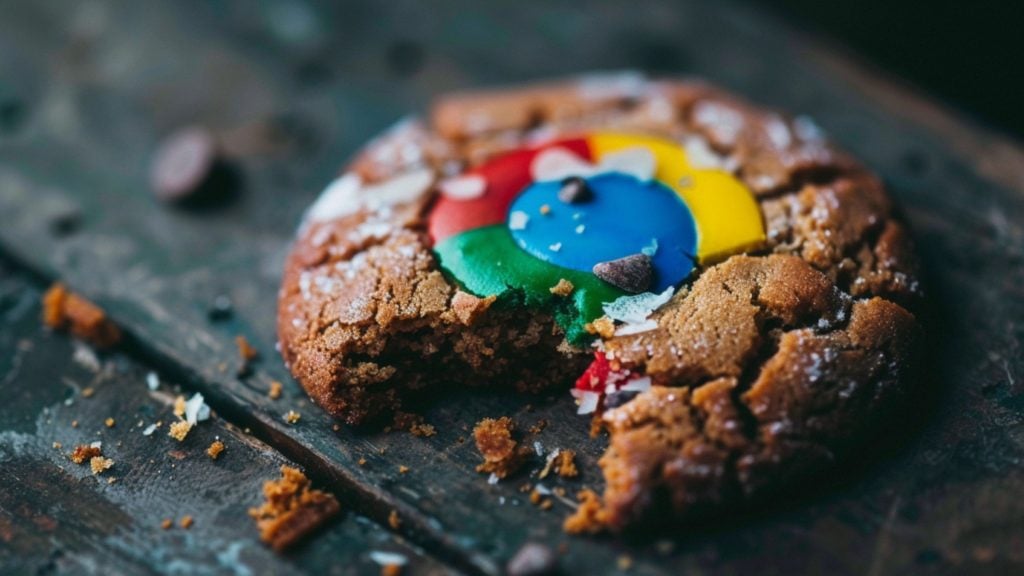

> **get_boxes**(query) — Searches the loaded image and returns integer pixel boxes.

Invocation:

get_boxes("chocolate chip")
[150,126,219,202]
[49,208,81,238]
[558,176,592,204]
[593,254,653,294]
[604,390,640,409]
[507,542,558,576]
[207,295,233,322]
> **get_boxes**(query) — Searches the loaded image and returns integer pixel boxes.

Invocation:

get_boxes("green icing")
[433,225,625,346]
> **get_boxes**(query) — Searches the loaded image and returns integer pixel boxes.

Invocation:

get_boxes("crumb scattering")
[548,278,574,297]
[284,410,301,424]
[473,417,530,479]
[42,283,121,348]
[105,417,115,428]
[161,518,173,530]
[249,466,340,552]
[207,440,225,460]
[268,380,283,399]
[180,515,194,529]
[90,456,114,475]
[168,421,192,442]
[398,465,409,474]
[562,489,608,534]
[70,444,102,464]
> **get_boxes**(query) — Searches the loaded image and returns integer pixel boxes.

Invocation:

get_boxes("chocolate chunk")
[604,389,640,409]
[558,176,592,204]
[593,254,653,294]
[150,126,219,202]
[507,542,558,576]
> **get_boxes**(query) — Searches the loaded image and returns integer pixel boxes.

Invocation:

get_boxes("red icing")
[428,137,592,244]
[575,352,635,393]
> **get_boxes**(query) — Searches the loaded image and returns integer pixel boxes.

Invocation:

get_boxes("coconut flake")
[146,371,159,391]
[641,238,659,257]
[184,393,210,425]
[548,242,562,252]
[487,473,500,485]
[369,551,408,567]
[439,173,486,200]
[509,211,530,230]
[603,287,674,324]
[531,147,595,182]
[572,389,601,415]
[533,440,545,457]
[620,376,652,393]
[72,342,101,373]
[599,146,656,181]
[142,423,158,436]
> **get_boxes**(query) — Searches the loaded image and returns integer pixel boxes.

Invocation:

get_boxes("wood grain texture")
[0,260,451,576]
[1,0,1022,575]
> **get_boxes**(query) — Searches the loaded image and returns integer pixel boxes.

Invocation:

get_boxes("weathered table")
[1,1,1022,575]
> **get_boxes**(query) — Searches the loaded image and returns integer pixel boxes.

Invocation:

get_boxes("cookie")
[277,73,921,531]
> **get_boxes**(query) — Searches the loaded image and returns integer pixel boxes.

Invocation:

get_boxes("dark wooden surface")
[1,1,1023,575]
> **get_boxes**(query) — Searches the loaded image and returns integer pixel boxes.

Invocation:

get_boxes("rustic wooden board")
[0,259,451,575]
[1,0,1023,575]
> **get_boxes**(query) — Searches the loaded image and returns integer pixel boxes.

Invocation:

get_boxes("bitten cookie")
[277,73,921,532]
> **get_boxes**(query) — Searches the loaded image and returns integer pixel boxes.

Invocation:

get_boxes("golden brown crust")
[277,73,922,530]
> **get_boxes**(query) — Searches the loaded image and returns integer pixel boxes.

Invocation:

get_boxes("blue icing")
[508,172,697,292]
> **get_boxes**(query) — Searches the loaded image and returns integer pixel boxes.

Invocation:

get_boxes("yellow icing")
[589,133,765,264]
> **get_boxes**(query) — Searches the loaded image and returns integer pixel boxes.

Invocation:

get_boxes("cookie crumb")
[207,440,225,460]
[268,380,283,399]
[173,395,186,418]
[388,510,401,530]
[168,421,192,442]
[82,387,95,398]
[473,417,530,479]
[90,456,114,474]
[70,444,101,464]
[284,410,301,425]
[180,515,194,529]
[538,499,553,511]
[42,283,122,348]
[381,565,402,576]
[161,518,173,530]
[617,555,633,571]
[358,458,367,467]
[104,417,115,428]
[398,465,410,474]
[562,489,608,534]
[249,466,340,552]
[52,442,62,450]
[548,279,574,297]
[236,335,259,376]
[539,204,551,215]
[554,450,578,478]
[71,420,79,428]
[409,423,436,438]
[584,316,616,339]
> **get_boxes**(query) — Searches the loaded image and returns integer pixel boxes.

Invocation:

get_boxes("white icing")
[439,173,486,200]
[682,135,728,170]
[307,168,434,222]
[599,146,656,181]
[530,147,595,182]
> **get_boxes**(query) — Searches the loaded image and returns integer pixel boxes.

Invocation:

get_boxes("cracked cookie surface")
[277,73,921,531]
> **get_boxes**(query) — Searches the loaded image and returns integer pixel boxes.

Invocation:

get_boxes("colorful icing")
[427,132,765,345]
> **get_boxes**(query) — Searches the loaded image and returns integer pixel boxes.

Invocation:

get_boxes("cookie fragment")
[473,417,530,479]
[249,466,340,552]
[42,283,121,348]
[592,254,653,294]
